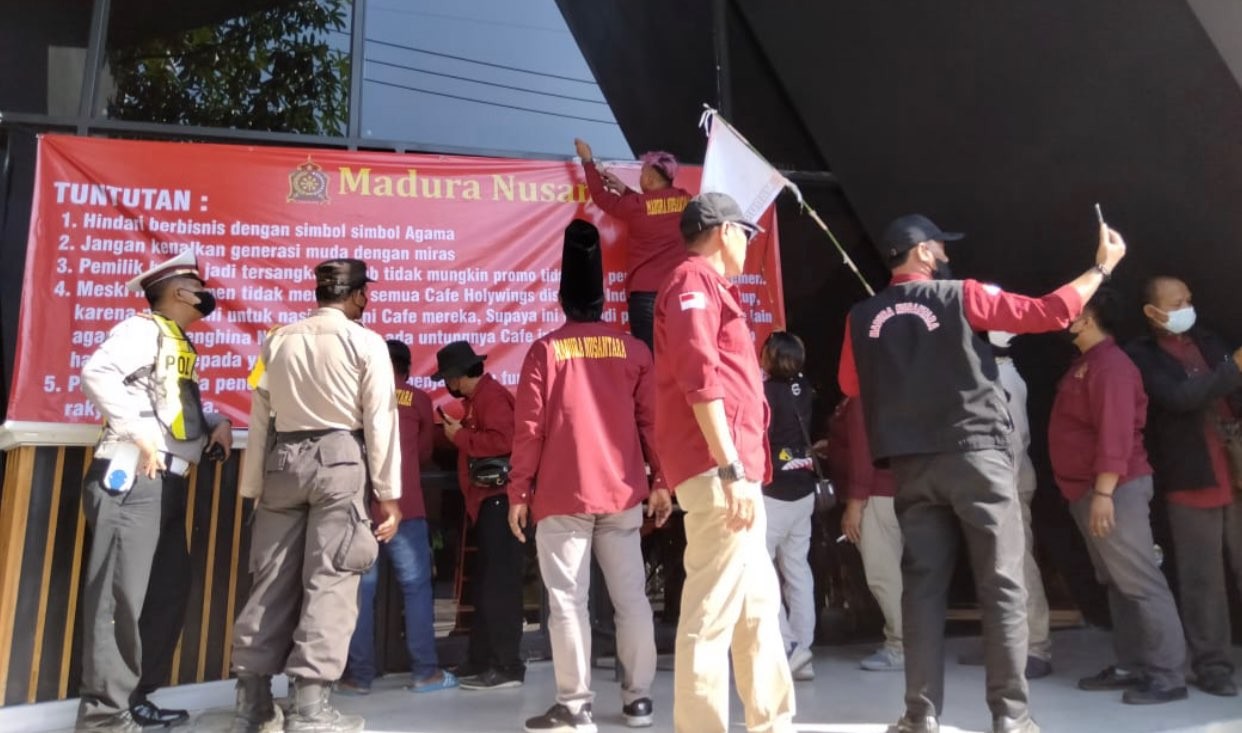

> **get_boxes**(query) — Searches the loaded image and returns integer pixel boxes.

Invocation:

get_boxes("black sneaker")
[1024,656,1052,680]
[1122,681,1188,705]
[460,668,524,691]
[1195,672,1239,697]
[1077,665,1146,691]
[129,699,190,728]
[523,703,597,732]
[622,697,653,728]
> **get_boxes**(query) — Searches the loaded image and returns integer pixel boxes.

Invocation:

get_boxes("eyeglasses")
[727,221,760,244]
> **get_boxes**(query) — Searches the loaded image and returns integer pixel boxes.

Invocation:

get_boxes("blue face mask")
[1163,306,1196,335]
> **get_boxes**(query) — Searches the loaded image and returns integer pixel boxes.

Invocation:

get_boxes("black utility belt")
[274,428,363,442]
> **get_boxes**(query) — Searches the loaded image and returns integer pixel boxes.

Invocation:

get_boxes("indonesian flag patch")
[679,291,707,311]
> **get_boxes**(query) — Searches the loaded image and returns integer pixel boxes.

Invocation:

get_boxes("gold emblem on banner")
[288,157,330,203]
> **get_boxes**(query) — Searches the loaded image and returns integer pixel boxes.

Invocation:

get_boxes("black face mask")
[191,290,217,317]
[447,386,464,399]
[932,260,954,280]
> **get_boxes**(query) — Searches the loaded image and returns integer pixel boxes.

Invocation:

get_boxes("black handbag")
[793,398,837,515]
[467,455,512,488]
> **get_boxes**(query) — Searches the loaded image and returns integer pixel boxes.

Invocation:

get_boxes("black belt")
[274,428,363,442]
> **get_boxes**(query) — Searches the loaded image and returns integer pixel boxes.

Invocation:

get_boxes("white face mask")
[1162,306,1196,334]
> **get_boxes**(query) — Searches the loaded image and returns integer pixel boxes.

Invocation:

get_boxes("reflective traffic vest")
[150,313,207,441]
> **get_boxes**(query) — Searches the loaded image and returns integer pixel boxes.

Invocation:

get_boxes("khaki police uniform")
[77,255,224,729]
[231,306,399,682]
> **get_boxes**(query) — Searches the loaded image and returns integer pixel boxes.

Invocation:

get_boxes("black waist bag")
[468,455,511,487]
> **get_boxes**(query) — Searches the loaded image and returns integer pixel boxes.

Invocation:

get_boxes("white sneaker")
[793,661,815,681]
[861,647,905,671]
[787,644,814,680]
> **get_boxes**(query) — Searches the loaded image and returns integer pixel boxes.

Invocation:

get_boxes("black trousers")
[469,494,526,674]
[78,460,191,724]
[627,291,657,353]
[890,446,1030,724]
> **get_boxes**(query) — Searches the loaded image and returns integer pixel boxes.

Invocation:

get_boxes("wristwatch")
[717,460,746,482]
[1092,263,1111,280]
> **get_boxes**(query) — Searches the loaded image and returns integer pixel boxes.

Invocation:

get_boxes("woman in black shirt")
[761,332,818,682]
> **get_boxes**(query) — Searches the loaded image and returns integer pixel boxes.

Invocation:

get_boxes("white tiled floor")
[12,629,1242,733]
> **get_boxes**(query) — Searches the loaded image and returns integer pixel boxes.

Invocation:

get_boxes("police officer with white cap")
[77,249,233,732]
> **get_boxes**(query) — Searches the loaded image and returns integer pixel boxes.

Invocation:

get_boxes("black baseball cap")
[314,258,375,292]
[879,214,964,259]
[679,192,763,241]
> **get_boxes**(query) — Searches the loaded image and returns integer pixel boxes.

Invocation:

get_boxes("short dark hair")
[316,283,363,305]
[145,276,199,308]
[562,301,603,323]
[144,278,176,308]
[762,331,806,380]
[1084,287,1125,336]
[464,361,485,379]
[1141,275,1184,307]
[684,225,718,250]
[887,248,915,269]
[386,339,411,376]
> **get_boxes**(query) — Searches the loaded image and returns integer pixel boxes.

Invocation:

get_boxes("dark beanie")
[559,219,605,309]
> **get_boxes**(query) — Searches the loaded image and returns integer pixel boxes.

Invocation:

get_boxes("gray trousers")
[890,446,1029,722]
[1166,500,1242,679]
[763,493,816,650]
[536,504,656,712]
[232,431,378,681]
[1070,476,1186,688]
[77,462,191,726]
[1016,455,1052,662]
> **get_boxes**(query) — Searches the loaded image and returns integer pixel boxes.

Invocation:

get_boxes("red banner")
[6,134,784,435]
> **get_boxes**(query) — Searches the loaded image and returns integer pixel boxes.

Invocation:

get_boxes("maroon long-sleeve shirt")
[1049,338,1153,502]
[451,373,516,521]
[583,162,692,293]
[391,383,435,520]
[839,396,896,500]
[507,321,661,522]
[653,254,771,490]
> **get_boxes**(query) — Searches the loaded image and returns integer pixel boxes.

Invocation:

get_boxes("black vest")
[849,279,1012,462]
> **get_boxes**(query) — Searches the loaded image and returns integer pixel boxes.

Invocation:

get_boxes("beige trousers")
[536,504,656,713]
[858,495,904,651]
[673,473,794,733]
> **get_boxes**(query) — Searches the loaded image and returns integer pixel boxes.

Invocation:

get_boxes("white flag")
[699,107,799,222]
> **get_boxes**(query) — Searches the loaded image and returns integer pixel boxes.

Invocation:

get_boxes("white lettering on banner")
[81,235,146,254]
[53,181,192,211]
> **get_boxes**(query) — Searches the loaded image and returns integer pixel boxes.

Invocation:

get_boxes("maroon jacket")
[583,162,691,293]
[451,373,516,521]
[653,255,771,489]
[508,321,661,522]
[831,397,896,500]
[393,383,435,520]
[1049,338,1152,502]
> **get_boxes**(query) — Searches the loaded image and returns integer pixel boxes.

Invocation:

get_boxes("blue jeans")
[346,518,439,683]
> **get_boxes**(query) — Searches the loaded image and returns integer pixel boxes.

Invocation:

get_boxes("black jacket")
[849,279,1012,462]
[1126,328,1242,493]
[763,375,816,501]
